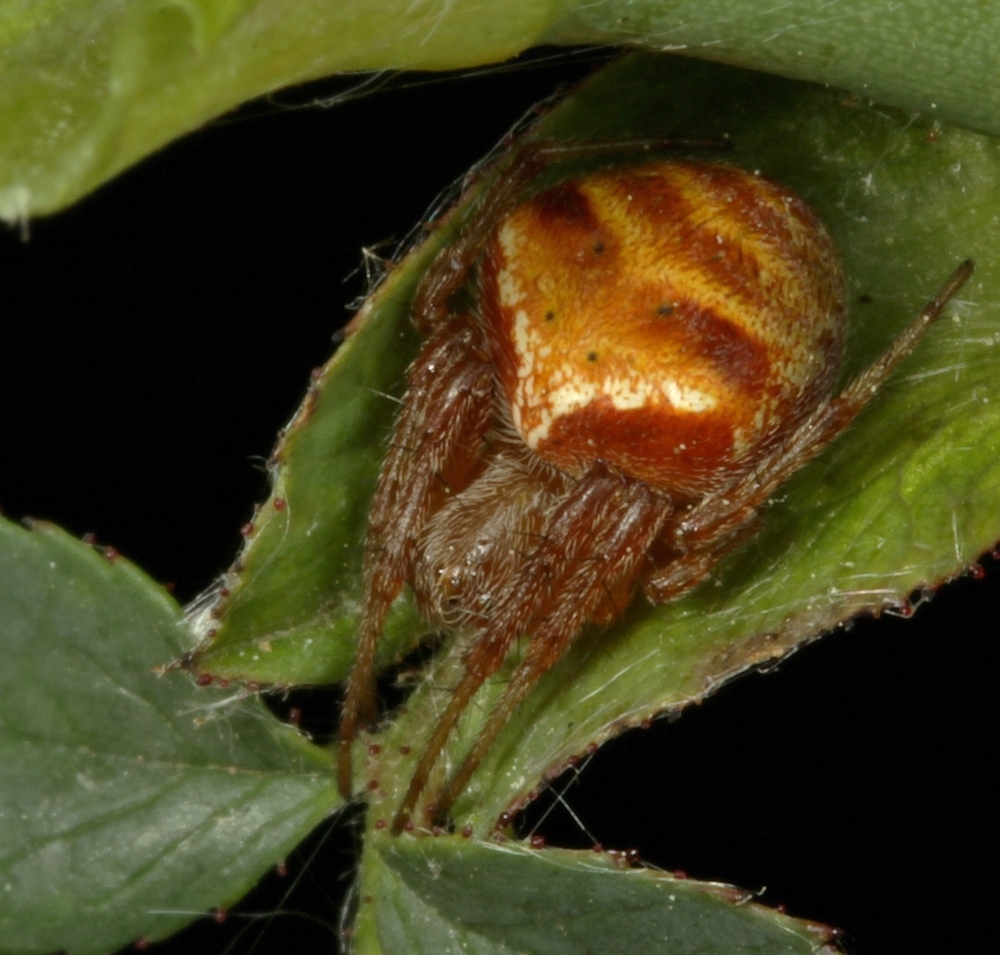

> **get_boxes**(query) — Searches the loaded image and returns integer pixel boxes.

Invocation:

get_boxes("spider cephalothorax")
[336,140,972,834]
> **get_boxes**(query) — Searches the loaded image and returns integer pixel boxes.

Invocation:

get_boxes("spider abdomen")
[480,161,848,494]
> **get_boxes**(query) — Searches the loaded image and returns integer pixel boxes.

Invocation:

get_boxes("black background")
[1,50,995,955]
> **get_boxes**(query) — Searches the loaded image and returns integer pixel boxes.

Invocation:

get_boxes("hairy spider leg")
[389,464,629,830]
[391,464,672,833]
[428,478,673,828]
[337,319,495,798]
[643,259,975,604]
[643,516,765,605]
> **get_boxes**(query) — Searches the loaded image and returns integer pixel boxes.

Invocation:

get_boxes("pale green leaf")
[2,1,998,218]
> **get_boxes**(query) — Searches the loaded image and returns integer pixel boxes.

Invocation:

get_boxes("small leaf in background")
[2,1,1000,218]
[352,836,840,955]
[0,517,340,954]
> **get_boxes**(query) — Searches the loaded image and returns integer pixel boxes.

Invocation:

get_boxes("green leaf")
[0,0,561,222]
[347,54,1000,831]
[547,1,1000,136]
[187,222,437,686]
[0,516,340,955]
[353,836,839,954]
[2,1,999,219]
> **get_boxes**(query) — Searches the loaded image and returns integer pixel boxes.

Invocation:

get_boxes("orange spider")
[336,139,972,834]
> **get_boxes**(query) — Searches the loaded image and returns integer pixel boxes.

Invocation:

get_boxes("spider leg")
[390,464,632,830]
[700,259,973,537]
[337,318,494,799]
[643,514,764,605]
[391,464,672,832]
[432,480,673,827]
[645,259,974,604]
[815,258,974,435]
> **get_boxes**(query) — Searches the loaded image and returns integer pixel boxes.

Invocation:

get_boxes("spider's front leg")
[337,317,494,798]
[392,464,674,833]
[643,509,764,605]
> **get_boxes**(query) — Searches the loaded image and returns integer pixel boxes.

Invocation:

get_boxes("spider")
[335,138,973,835]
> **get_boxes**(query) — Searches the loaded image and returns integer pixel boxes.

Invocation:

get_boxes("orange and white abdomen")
[479,161,848,495]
